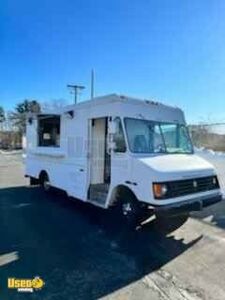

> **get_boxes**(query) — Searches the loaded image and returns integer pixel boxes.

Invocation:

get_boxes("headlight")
[153,183,168,199]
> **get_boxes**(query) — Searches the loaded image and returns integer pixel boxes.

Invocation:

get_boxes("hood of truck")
[137,154,215,179]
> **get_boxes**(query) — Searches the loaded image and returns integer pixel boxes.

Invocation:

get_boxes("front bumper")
[153,193,223,217]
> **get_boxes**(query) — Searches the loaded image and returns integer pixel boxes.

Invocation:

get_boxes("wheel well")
[39,170,49,183]
[109,185,138,207]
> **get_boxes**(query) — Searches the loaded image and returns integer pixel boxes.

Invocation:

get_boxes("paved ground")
[0,152,225,300]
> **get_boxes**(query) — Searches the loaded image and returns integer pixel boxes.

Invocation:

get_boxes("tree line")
[0,100,41,149]
[0,99,41,134]
[0,98,68,149]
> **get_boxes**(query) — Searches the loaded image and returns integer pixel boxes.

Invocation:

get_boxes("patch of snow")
[195,147,225,196]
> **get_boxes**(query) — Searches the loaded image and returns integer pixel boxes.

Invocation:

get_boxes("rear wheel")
[40,173,51,193]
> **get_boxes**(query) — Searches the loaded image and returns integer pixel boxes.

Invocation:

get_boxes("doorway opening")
[88,117,111,205]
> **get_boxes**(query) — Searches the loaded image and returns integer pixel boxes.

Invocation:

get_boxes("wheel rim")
[122,202,133,216]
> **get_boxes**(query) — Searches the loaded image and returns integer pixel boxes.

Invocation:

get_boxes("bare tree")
[0,106,5,131]
[41,99,68,112]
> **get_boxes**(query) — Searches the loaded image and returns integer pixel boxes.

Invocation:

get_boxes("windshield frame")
[124,117,194,155]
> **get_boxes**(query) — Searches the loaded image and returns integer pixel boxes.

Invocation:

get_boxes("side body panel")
[26,110,89,200]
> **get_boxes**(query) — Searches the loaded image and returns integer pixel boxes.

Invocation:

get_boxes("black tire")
[114,196,142,230]
[40,173,51,193]
[154,213,189,233]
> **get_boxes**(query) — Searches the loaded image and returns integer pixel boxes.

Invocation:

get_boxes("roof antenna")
[91,69,95,99]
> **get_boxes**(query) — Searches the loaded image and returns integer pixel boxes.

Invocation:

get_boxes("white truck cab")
[25,94,222,227]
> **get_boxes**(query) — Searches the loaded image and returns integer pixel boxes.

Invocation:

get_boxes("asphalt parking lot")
[1,152,225,300]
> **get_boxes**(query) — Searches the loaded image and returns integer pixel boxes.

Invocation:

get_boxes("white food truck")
[25,94,222,228]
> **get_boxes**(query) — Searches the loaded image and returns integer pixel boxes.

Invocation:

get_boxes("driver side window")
[114,117,126,153]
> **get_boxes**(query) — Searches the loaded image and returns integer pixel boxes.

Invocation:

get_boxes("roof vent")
[145,100,159,105]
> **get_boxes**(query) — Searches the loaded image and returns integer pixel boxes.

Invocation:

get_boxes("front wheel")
[114,197,142,230]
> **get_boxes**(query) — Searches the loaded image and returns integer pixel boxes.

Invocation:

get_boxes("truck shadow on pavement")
[0,186,202,300]
[191,198,225,230]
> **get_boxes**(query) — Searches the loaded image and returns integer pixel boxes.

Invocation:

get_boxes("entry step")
[89,183,109,206]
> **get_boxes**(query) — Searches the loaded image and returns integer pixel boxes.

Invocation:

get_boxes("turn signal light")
[153,183,168,199]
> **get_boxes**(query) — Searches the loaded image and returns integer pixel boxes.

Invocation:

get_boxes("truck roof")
[40,94,185,124]
[62,93,181,112]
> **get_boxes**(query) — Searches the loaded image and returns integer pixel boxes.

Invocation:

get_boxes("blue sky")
[1,0,225,123]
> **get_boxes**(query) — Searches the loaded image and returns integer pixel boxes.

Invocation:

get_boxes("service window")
[38,115,61,147]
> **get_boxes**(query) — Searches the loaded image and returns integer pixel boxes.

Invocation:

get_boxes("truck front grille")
[158,176,219,199]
